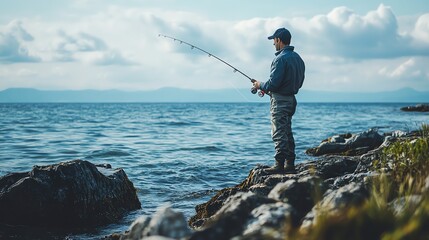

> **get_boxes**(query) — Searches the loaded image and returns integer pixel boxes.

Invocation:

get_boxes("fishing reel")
[250,87,265,97]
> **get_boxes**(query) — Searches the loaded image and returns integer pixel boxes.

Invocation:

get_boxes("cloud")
[0,20,39,63]
[52,31,133,65]
[150,4,429,64]
[378,57,426,82]
[291,4,429,59]
[412,13,429,46]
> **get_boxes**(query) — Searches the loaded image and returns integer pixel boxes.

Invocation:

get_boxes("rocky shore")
[1,126,427,240]
[110,127,428,240]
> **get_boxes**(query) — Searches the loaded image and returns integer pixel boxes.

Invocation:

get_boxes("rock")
[188,187,242,229]
[189,164,303,229]
[237,166,298,190]
[400,104,429,112]
[189,156,359,230]
[325,172,377,189]
[121,205,192,240]
[0,160,141,228]
[303,156,359,179]
[268,176,327,220]
[306,129,385,156]
[189,192,276,240]
[241,202,297,240]
[301,182,369,229]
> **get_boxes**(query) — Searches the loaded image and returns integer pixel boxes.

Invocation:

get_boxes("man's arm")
[252,58,286,92]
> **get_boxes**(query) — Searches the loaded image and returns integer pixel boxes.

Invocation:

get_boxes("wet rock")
[0,160,140,228]
[400,104,429,112]
[121,205,191,240]
[188,187,242,229]
[306,129,385,156]
[190,192,276,240]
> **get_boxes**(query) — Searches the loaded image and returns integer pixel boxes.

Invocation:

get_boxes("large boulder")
[0,160,141,228]
[306,129,385,156]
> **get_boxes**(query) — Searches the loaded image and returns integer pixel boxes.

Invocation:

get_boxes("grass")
[289,124,429,240]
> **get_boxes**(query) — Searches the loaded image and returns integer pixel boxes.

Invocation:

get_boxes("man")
[252,27,305,174]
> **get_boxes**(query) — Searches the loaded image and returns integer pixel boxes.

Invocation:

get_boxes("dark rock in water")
[0,160,141,228]
[306,128,385,156]
[400,104,429,112]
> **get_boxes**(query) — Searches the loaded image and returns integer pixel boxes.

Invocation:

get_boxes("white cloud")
[412,13,429,46]
[293,5,411,58]
[0,20,39,63]
[391,58,416,77]
[378,57,426,82]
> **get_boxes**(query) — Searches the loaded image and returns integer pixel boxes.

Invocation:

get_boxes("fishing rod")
[158,34,265,97]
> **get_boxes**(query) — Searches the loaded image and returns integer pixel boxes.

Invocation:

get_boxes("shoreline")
[110,125,429,239]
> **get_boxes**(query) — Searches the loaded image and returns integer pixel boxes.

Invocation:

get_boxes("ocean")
[0,102,427,239]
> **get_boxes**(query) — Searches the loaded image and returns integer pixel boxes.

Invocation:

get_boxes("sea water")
[0,102,427,239]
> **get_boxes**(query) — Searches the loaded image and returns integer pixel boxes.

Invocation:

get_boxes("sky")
[0,0,429,93]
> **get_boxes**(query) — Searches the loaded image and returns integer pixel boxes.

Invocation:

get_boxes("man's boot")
[284,159,296,173]
[263,159,285,174]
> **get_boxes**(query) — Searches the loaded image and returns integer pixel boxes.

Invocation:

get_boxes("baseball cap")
[267,28,291,43]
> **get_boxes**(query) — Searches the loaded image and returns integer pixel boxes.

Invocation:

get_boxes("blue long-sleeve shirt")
[260,46,305,96]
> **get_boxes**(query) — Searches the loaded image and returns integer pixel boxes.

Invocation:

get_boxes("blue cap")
[267,28,291,43]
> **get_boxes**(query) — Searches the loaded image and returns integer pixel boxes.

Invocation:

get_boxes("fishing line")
[158,34,265,97]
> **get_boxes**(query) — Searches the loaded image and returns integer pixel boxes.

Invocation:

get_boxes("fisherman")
[252,28,305,174]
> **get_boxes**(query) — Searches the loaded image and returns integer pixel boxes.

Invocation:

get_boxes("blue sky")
[0,0,428,92]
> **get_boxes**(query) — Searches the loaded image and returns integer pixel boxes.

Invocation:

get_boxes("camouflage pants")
[270,93,297,162]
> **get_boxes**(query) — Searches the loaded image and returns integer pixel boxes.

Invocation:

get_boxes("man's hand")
[252,79,261,90]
